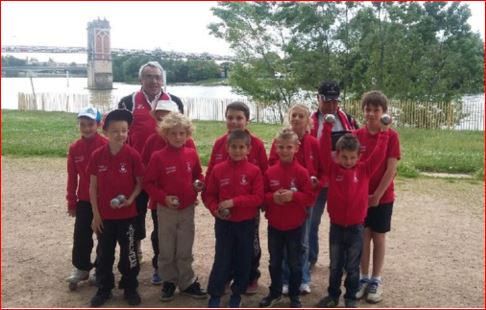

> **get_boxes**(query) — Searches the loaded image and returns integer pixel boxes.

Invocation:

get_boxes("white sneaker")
[355,278,370,299]
[66,268,89,283]
[366,280,383,303]
[299,283,311,294]
[282,284,289,295]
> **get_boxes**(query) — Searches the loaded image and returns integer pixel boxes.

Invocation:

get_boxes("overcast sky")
[1,1,484,56]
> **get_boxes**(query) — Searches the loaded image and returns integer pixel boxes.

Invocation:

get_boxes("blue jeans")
[282,209,312,285]
[268,225,303,298]
[327,223,363,300]
[207,218,255,297]
[309,188,328,265]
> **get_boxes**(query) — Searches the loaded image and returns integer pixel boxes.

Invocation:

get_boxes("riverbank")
[2,110,484,178]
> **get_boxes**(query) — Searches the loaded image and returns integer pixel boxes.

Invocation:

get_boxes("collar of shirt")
[141,89,162,110]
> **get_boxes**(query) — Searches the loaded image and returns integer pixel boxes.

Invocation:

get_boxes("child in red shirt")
[316,116,389,308]
[205,101,268,294]
[354,91,401,303]
[259,128,315,308]
[65,106,106,290]
[140,100,196,286]
[88,109,144,307]
[204,129,264,308]
[143,112,207,302]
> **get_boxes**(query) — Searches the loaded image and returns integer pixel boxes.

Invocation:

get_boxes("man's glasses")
[143,74,163,81]
[318,94,340,103]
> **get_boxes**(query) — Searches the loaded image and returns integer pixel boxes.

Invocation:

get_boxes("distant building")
[87,18,112,89]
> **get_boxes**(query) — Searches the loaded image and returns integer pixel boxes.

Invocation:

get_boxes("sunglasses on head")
[318,94,340,103]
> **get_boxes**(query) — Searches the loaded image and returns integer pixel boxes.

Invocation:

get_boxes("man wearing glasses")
[118,61,184,282]
[309,80,358,271]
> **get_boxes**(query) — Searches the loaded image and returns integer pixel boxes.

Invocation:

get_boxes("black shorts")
[364,203,393,233]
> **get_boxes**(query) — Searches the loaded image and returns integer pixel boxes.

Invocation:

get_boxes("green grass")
[2,110,484,177]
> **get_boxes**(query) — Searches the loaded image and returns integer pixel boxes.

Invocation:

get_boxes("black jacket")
[117,91,184,113]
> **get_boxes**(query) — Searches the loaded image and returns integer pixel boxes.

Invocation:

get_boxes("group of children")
[65,89,400,308]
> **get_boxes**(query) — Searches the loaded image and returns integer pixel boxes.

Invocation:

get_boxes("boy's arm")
[258,141,269,172]
[319,122,334,176]
[263,173,275,208]
[291,171,316,207]
[66,146,78,215]
[204,142,218,182]
[143,156,168,205]
[202,171,220,216]
[233,171,264,210]
[369,158,398,207]
[89,175,103,234]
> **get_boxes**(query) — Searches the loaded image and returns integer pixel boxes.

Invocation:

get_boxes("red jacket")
[203,159,264,222]
[320,123,389,226]
[87,144,144,220]
[264,159,315,231]
[144,144,203,210]
[66,133,107,211]
[268,133,326,190]
[205,131,268,180]
[141,132,196,166]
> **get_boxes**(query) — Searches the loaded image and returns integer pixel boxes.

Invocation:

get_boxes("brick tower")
[87,18,113,89]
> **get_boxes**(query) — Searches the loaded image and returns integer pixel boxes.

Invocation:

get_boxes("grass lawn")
[2,110,483,178]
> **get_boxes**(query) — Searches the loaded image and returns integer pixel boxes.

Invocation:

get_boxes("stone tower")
[87,18,113,89]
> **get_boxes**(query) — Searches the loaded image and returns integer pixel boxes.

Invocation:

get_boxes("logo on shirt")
[240,174,248,185]
[215,153,223,162]
[336,175,344,182]
[165,166,176,174]
[360,145,366,153]
[98,165,108,172]
[353,172,359,183]
[269,180,280,188]
[74,156,84,163]
[220,178,230,187]
[119,162,128,174]
[186,162,192,173]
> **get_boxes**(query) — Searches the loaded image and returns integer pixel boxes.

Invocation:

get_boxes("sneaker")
[66,268,89,283]
[299,283,311,295]
[366,280,383,303]
[124,289,142,306]
[229,294,242,308]
[316,296,339,308]
[181,279,208,299]
[151,272,163,285]
[282,284,289,295]
[208,295,221,308]
[259,294,282,308]
[290,297,302,308]
[160,282,176,302]
[355,277,370,299]
[245,279,258,294]
[90,289,112,307]
[344,298,357,308]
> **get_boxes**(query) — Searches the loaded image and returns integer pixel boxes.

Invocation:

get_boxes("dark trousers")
[268,225,303,298]
[207,218,255,297]
[134,190,148,240]
[250,212,262,282]
[96,217,140,292]
[151,209,159,270]
[327,223,363,300]
[72,201,96,271]
[309,188,328,265]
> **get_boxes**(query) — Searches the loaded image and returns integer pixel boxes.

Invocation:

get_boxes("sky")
[1,1,485,57]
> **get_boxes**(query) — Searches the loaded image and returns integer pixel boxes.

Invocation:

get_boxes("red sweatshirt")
[264,159,315,231]
[320,123,389,226]
[87,144,144,220]
[66,133,107,211]
[268,133,326,190]
[205,131,268,180]
[141,132,196,166]
[144,144,203,210]
[203,159,264,222]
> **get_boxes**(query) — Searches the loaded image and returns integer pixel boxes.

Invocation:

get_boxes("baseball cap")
[318,80,340,101]
[102,109,133,130]
[77,106,102,123]
[155,99,179,113]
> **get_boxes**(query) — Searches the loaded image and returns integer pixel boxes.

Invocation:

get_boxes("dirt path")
[1,157,484,308]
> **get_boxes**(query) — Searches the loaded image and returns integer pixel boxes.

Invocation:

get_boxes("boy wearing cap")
[66,106,107,289]
[141,100,196,286]
[88,109,144,307]
[308,80,359,271]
